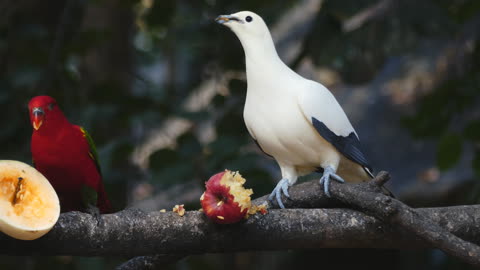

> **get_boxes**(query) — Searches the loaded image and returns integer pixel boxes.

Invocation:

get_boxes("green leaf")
[437,133,463,170]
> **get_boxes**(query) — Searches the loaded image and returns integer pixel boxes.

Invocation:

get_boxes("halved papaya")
[0,160,60,240]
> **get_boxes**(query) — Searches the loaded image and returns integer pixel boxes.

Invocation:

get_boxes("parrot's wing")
[297,83,372,172]
[77,126,102,208]
[78,126,102,176]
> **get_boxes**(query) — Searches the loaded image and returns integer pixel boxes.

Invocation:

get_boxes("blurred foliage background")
[1,0,480,269]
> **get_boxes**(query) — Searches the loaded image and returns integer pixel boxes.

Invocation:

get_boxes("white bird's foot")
[319,166,345,197]
[268,178,291,209]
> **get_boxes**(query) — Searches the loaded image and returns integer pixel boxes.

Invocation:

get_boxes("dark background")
[1,0,480,269]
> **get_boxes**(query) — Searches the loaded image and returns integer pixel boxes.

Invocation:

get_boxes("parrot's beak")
[215,15,242,24]
[32,107,44,131]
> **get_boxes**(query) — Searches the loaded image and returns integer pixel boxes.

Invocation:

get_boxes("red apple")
[200,170,253,224]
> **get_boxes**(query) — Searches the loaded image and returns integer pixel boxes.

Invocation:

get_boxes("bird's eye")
[246,16,253,23]
[47,103,55,111]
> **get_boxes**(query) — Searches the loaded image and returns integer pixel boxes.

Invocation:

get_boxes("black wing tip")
[311,117,372,169]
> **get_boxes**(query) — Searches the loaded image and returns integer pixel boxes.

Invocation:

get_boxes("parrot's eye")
[47,103,55,111]
[246,16,252,23]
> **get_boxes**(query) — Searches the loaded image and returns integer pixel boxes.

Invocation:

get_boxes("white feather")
[221,11,369,185]
[297,81,357,138]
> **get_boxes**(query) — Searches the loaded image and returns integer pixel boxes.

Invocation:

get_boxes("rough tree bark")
[1,205,480,256]
[2,173,480,266]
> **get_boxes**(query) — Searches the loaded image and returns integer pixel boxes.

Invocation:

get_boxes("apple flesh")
[200,170,253,224]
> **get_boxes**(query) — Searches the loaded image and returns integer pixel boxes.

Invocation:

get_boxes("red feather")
[29,96,112,213]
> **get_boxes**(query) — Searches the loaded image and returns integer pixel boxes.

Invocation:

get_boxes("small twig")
[371,171,390,187]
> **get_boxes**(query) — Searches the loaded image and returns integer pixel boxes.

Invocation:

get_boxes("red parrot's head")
[28,96,64,131]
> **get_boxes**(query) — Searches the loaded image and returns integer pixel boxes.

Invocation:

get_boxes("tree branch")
[330,172,480,267]
[254,172,480,267]
[141,170,480,268]
[2,172,480,268]
[1,203,480,257]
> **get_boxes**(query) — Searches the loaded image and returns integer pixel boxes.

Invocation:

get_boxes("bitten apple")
[200,170,253,224]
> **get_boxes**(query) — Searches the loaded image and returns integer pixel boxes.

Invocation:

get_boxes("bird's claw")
[319,166,345,197]
[86,204,103,227]
[268,178,291,209]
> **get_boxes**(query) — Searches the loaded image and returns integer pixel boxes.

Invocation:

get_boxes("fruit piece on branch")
[200,170,253,224]
[172,204,185,216]
[247,203,268,216]
[0,160,60,240]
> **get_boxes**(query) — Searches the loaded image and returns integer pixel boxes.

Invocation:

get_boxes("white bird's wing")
[297,82,372,170]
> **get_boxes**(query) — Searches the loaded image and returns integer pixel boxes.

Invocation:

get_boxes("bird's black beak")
[215,15,243,24]
[32,107,45,131]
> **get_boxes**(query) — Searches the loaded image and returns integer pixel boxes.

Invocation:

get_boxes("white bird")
[216,11,374,208]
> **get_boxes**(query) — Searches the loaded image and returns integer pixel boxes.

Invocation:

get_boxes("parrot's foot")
[268,178,291,209]
[319,166,345,197]
[86,204,103,226]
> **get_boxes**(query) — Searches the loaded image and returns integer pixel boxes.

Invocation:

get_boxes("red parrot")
[29,95,112,214]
